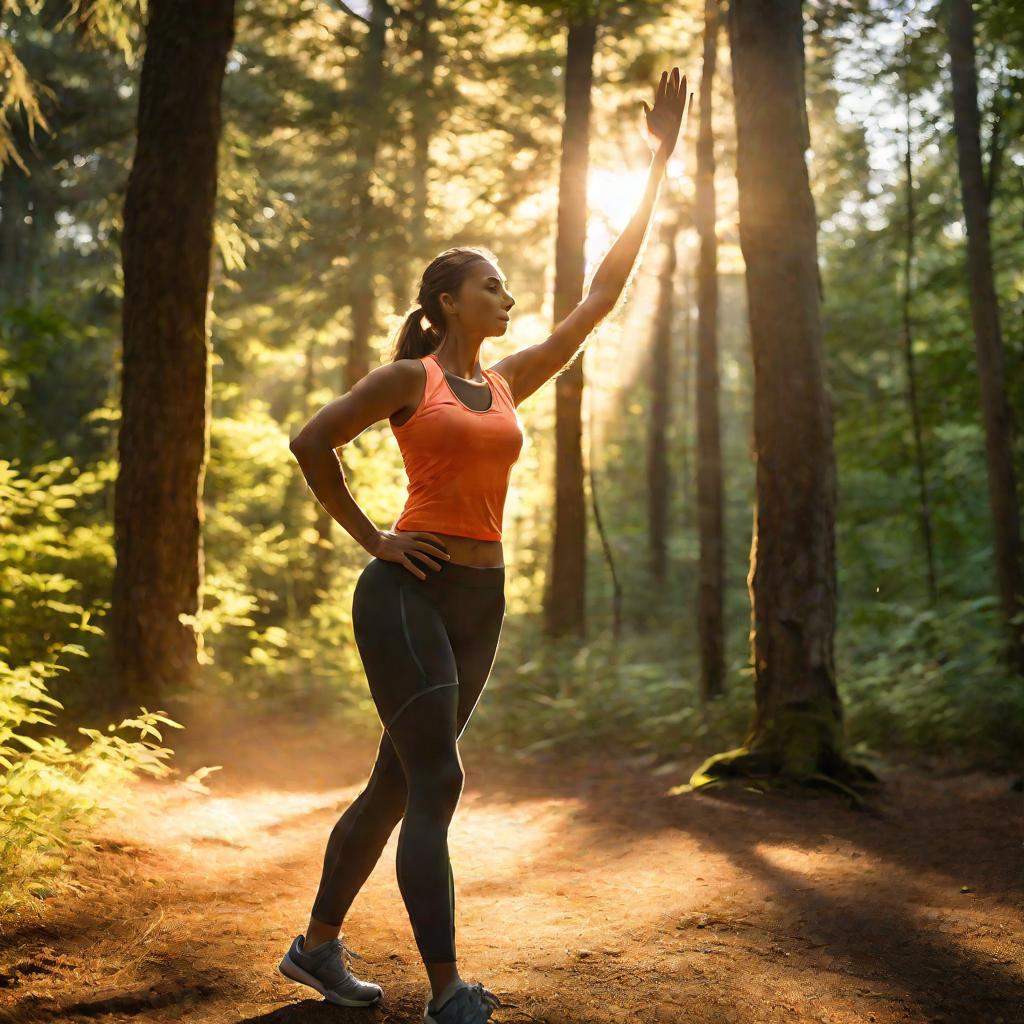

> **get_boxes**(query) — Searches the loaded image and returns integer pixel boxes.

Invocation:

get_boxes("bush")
[0,458,186,915]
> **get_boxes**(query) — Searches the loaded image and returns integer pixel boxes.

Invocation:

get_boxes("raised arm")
[490,67,692,407]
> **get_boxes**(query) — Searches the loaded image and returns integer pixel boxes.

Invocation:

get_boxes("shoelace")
[335,937,364,966]
[321,937,364,972]
[468,981,505,1010]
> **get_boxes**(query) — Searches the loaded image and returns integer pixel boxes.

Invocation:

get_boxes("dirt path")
[1,707,1021,1024]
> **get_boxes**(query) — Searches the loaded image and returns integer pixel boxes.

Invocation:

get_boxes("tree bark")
[648,215,678,587]
[695,0,725,702]
[0,162,31,307]
[690,0,872,795]
[678,251,695,536]
[947,0,1024,673]
[112,0,235,706]
[544,13,596,639]
[408,0,441,273]
[345,0,391,390]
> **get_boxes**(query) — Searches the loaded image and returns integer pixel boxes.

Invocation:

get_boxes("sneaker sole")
[423,1007,492,1024]
[277,952,383,1007]
[423,998,494,1024]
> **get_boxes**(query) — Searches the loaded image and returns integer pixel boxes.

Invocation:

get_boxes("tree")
[946,0,1024,673]
[647,213,679,586]
[111,0,235,706]
[544,7,598,638]
[537,0,678,637]
[689,0,875,797]
[694,0,724,701]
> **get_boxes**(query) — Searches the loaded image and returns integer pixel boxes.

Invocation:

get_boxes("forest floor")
[1,700,1021,1024]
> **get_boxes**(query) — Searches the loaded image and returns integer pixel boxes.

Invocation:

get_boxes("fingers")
[655,68,688,115]
[408,549,443,573]
[401,555,427,580]
[417,532,451,559]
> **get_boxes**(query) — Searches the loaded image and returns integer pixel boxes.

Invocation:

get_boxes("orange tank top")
[391,351,524,542]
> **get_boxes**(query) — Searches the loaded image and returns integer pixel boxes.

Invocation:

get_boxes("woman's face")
[444,261,515,338]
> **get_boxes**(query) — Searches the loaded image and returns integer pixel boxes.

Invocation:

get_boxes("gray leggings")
[310,556,506,964]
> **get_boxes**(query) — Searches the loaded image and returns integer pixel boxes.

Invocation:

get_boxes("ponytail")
[389,303,441,362]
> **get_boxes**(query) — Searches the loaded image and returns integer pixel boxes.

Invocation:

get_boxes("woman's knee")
[407,757,464,816]
[358,772,407,827]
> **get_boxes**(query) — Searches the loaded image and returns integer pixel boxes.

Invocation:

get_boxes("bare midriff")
[396,528,504,569]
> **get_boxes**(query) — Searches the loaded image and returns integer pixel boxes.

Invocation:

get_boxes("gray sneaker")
[278,934,383,1007]
[424,980,504,1023]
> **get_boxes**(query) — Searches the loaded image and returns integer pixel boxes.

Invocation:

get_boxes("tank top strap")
[483,367,514,408]
[420,350,445,402]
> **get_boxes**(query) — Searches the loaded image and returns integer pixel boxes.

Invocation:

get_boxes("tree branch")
[324,0,371,28]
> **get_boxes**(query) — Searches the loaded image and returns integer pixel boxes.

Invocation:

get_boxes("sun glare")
[590,167,651,228]
[585,166,674,273]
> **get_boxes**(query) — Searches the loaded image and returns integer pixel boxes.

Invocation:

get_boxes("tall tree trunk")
[947,0,1024,673]
[899,37,938,607]
[648,214,679,585]
[695,0,725,702]
[407,0,440,281]
[112,0,235,707]
[689,0,873,796]
[0,161,37,306]
[544,12,596,639]
[345,0,391,390]
[678,253,695,535]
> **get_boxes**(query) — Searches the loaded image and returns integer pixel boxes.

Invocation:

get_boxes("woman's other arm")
[289,362,452,578]
[289,365,406,555]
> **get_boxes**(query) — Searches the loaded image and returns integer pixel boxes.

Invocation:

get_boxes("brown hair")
[388,246,501,362]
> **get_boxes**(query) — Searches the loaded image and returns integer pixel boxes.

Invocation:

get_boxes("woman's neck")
[434,341,485,382]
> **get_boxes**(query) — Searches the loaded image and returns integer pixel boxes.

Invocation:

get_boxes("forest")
[1,1,1022,1022]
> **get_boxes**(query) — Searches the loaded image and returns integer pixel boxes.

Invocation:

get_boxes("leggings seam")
[398,584,429,683]
[392,584,457,732]
[384,681,458,732]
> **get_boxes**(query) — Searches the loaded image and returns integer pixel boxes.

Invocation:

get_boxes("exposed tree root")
[669,702,884,810]
[668,745,881,810]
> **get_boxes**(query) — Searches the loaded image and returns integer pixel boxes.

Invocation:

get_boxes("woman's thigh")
[444,585,507,739]
[352,558,461,735]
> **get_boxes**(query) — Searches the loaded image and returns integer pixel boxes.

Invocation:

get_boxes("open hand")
[372,529,451,579]
[640,67,693,158]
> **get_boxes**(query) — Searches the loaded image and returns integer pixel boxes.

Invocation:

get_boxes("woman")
[280,67,690,1024]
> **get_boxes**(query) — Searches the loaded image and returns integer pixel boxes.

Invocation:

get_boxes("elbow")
[290,430,343,463]
[289,431,315,461]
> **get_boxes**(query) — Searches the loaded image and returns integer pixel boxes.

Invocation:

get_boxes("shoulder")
[372,356,434,423]
[365,356,428,392]
[389,356,429,381]
[484,359,517,405]
[346,358,427,414]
